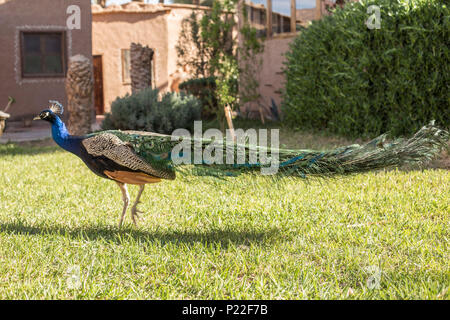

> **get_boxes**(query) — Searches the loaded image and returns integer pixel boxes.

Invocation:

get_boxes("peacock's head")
[33,100,64,123]
[34,109,57,123]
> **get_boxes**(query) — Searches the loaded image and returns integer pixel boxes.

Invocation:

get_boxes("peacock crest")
[49,100,64,115]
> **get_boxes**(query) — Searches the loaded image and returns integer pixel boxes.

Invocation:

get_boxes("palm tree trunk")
[65,55,94,135]
[130,43,154,94]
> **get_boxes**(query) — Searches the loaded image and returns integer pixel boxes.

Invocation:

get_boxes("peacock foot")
[131,201,143,226]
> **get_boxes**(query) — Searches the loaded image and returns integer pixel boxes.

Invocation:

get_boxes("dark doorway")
[93,55,104,115]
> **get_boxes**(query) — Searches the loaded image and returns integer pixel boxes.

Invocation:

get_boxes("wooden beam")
[291,0,296,33]
[237,0,244,44]
[315,0,322,20]
[237,0,244,63]
[267,0,273,38]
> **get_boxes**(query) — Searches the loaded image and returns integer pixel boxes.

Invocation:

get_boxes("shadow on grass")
[0,220,281,247]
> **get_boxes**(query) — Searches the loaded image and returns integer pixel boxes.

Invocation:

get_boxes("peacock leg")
[131,185,145,226]
[116,182,130,228]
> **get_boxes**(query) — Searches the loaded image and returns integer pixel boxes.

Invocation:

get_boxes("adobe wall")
[0,0,92,120]
[92,5,205,113]
[92,9,169,112]
[240,33,297,119]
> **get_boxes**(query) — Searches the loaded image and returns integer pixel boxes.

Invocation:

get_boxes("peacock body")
[35,101,449,227]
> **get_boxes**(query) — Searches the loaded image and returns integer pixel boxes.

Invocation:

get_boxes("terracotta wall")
[91,3,296,119]
[166,7,204,92]
[0,0,92,120]
[240,33,296,119]
[92,5,205,113]
[92,10,168,112]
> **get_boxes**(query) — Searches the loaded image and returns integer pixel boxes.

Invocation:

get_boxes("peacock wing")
[81,132,176,180]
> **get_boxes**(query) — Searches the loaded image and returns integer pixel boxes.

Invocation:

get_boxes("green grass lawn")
[0,128,448,299]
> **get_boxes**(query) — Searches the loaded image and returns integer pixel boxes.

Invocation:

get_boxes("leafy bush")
[176,1,263,127]
[179,77,217,119]
[283,0,449,137]
[102,88,201,134]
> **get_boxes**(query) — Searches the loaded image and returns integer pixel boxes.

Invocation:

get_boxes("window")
[121,49,131,84]
[21,32,66,77]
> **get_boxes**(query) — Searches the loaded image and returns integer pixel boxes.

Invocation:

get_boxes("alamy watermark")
[366,5,381,30]
[66,265,82,290]
[66,5,81,30]
[365,265,381,290]
[170,121,280,175]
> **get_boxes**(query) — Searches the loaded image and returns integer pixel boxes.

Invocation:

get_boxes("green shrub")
[102,88,201,134]
[283,0,449,137]
[179,77,217,119]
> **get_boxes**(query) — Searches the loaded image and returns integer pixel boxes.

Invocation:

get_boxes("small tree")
[176,0,264,129]
[176,11,210,78]
[176,0,238,129]
[176,1,236,79]
[238,3,265,121]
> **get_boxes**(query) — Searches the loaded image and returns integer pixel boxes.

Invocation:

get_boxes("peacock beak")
[33,115,41,120]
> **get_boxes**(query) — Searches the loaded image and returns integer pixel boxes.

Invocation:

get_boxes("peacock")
[34,101,449,227]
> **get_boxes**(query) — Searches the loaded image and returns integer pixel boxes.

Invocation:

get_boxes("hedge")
[282,0,449,137]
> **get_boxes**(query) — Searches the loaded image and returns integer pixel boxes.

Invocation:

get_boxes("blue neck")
[51,117,83,156]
